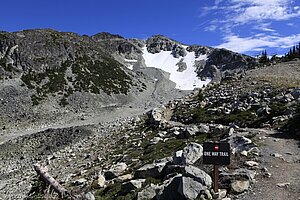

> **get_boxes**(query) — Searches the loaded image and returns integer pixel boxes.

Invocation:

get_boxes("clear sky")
[1,0,300,56]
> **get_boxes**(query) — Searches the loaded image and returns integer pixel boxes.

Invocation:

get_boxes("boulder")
[104,162,127,180]
[173,143,203,165]
[179,177,207,199]
[164,165,212,187]
[137,184,163,200]
[121,179,145,194]
[115,173,133,182]
[184,125,199,137]
[183,165,212,187]
[244,161,259,167]
[83,192,95,200]
[158,175,207,200]
[134,161,167,179]
[96,174,105,188]
[198,124,210,134]
[149,137,163,145]
[227,136,256,155]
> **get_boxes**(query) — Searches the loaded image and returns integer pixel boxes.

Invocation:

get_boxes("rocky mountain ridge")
[0,29,256,135]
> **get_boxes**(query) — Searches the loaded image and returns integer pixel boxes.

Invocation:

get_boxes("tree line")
[259,43,300,64]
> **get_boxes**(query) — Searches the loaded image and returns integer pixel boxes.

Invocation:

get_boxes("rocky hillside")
[0,58,299,199]
[5,29,300,200]
[0,29,257,137]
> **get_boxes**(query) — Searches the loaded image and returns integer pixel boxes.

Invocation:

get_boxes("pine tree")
[259,50,269,64]
[298,43,300,58]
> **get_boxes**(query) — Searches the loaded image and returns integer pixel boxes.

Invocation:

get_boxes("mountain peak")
[92,32,124,40]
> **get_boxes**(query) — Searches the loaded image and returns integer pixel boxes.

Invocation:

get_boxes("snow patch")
[142,46,210,90]
[124,59,137,70]
[124,59,138,62]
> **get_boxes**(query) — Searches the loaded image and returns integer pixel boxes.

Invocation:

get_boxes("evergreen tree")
[259,50,269,64]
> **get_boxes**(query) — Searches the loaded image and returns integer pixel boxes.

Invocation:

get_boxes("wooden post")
[213,165,219,193]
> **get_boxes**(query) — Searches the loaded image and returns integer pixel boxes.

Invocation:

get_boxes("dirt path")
[0,106,145,145]
[239,130,300,200]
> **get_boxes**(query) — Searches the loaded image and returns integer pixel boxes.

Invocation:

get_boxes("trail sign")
[203,142,230,165]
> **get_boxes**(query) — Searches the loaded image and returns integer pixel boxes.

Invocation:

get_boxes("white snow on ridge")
[124,59,138,70]
[142,46,211,90]
[124,58,138,62]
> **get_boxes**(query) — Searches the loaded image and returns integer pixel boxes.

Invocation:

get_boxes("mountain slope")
[0,29,256,136]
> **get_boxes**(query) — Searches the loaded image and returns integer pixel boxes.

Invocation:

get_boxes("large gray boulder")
[137,184,163,200]
[226,136,257,155]
[173,143,203,165]
[183,165,212,187]
[164,165,212,187]
[158,175,208,200]
[134,161,167,179]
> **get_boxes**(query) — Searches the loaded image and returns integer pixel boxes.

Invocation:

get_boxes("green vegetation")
[95,181,138,200]
[283,103,300,139]
[20,54,132,106]
[71,55,132,95]
[0,58,15,73]
[258,42,300,64]
[21,62,69,105]
[93,118,213,200]
[0,32,8,40]
[26,177,59,200]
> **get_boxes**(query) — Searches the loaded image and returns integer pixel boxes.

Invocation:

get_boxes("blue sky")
[1,0,300,56]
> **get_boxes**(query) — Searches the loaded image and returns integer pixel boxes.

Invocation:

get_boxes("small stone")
[96,174,105,188]
[218,189,227,199]
[271,153,283,158]
[84,192,95,200]
[149,137,163,145]
[231,180,250,193]
[202,189,212,200]
[199,124,210,134]
[261,167,268,172]
[116,174,134,181]
[74,178,87,186]
[240,151,248,157]
[276,182,290,188]
[263,172,272,178]
[244,161,259,167]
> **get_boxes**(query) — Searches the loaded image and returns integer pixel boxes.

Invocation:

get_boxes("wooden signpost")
[203,142,230,193]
